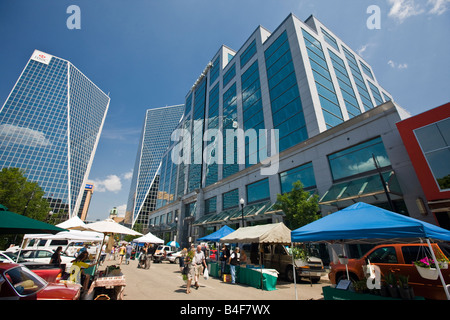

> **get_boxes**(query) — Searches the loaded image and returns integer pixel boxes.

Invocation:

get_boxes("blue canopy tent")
[197,225,235,242]
[291,202,450,243]
[291,202,450,299]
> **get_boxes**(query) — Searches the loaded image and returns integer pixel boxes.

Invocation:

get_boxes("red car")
[0,263,81,300]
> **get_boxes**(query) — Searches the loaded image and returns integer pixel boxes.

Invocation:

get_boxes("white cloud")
[387,0,449,22]
[123,171,133,180]
[388,0,424,22]
[357,44,370,57]
[428,0,450,15]
[0,124,52,147]
[388,60,408,69]
[92,174,122,193]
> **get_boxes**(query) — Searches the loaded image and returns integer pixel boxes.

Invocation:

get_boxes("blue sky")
[0,0,449,221]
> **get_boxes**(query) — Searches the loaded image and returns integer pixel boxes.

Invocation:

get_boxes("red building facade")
[396,103,450,229]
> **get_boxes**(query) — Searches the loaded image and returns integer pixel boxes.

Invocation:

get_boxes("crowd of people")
[48,240,246,295]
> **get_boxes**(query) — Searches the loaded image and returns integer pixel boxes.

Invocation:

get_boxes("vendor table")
[87,275,126,300]
[208,262,278,291]
[322,286,424,300]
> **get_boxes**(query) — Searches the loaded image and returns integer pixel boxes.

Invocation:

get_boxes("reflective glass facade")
[0,50,109,218]
[327,136,391,181]
[265,31,308,152]
[246,178,270,204]
[126,105,184,226]
[280,162,316,194]
[149,14,399,237]
[302,29,343,129]
[414,118,450,191]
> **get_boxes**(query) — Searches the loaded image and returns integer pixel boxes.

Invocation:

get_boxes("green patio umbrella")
[0,204,66,234]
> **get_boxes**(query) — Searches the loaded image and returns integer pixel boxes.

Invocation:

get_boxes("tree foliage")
[0,167,51,221]
[274,181,320,230]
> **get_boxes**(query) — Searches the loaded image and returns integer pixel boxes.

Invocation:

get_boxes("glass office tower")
[125,105,185,227]
[0,50,110,218]
[145,13,431,245]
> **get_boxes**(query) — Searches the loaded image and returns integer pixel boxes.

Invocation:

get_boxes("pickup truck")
[242,243,328,283]
[329,243,450,300]
[0,263,80,300]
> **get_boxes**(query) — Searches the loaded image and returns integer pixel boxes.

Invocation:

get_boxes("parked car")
[328,243,450,300]
[1,251,64,283]
[0,251,28,264]
[0,263,81,300]
[153,245,174,263]
[167,250,183,264]
[17,249,74,272]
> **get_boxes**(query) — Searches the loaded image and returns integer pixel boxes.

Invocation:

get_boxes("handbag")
[203,267,209,280]
[182,265,189,275]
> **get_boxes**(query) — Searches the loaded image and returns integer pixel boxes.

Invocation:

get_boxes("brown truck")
[329,243,450,300]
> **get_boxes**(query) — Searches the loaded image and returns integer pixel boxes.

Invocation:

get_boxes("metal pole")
[426,239,450,300]
[291,242,298,300]
[372,153,395,212]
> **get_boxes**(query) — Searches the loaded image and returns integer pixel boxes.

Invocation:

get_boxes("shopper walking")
[125,243,133,264]
[193,245,206,289]
[219,244,230,278]
[228,247,240,284]
[118,244,126,265]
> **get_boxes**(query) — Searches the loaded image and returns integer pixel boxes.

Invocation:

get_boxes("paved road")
[101,258,329,300]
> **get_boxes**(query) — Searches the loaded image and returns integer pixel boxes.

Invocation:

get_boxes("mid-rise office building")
[125,105,185,227]
[145,14,428,245]
[0,50,110,218]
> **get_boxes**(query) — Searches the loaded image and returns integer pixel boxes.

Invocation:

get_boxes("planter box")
[415,265,439,280]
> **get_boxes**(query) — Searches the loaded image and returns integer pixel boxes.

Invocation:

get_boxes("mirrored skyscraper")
[0,50,110,218]
[125,105,184,227]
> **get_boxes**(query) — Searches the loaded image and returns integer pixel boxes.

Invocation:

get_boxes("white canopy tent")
[56,216,86,229]
[132,232,164,244]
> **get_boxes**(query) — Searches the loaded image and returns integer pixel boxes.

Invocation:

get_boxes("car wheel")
[285,266,295,282]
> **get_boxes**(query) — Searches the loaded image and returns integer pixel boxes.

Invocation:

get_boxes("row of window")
[197,136,391,215]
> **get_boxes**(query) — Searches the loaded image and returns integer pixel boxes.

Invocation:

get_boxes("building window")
[342,46,374,111]
[328,136,391,181]
[223,63,236,88]
[210,56,220,85]
[414,118,450,191]
[223,188,239,210]
[320,27,340,52]
[264,30,308,152]
[280,162,316,194]
[302,29,343,129]
[205,196,217,215]
[185,202,196,217]
[241,60,264,167]
[246,178,270,204]
[328,49,361,119]
[240,39,257,69]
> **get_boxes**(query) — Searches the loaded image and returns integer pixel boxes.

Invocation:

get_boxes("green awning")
[319,171,403,206]
[0,204,67,234]
[192,201,276,226]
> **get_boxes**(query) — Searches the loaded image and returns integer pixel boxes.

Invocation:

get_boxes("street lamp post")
[240,198,245,228]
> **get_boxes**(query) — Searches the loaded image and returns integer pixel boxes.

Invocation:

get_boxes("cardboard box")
[223,274,231,282]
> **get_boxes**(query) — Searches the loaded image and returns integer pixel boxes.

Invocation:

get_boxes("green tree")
[274,181,320,230]
[0,167,51,221]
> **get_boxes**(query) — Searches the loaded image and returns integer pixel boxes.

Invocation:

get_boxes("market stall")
[76,218,142,300]
[218,222,292,290]
[291,202,450,300]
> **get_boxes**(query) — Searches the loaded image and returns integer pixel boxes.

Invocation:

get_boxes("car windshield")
[2,251,27,263]
[3,265,46,296]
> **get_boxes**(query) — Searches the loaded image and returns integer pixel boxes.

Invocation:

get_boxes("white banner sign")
[31,50,52,65]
